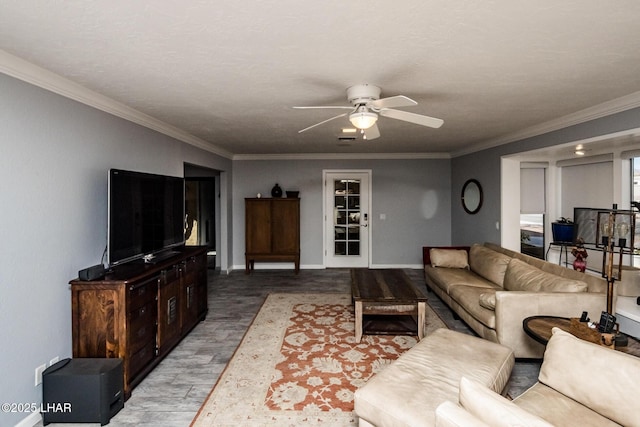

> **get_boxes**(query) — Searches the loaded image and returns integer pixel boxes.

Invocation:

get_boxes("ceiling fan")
[293,84,443,140]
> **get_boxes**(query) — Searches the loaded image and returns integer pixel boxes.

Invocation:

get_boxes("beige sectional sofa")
[423,242,608,358]
[436,328,640,427]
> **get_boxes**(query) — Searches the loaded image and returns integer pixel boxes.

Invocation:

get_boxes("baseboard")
[231,263,325,271]
[369,264,423,269]
[230,263,423,271]
[300,264,326,270]
[14,411,41,427]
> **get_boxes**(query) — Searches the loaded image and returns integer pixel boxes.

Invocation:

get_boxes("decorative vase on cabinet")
[271,183,283,198]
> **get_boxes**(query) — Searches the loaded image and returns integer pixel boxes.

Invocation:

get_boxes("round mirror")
[461,179,483,214]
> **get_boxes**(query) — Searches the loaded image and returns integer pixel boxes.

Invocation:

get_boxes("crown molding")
[0,50,233,159]
[452,91,640,158]
[232,152,450,161]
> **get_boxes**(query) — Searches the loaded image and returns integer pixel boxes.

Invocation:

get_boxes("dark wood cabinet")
[245,198,300,273]
[70,246,208,398]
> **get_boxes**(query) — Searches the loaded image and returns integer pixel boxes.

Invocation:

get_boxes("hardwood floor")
[34,269,540,427]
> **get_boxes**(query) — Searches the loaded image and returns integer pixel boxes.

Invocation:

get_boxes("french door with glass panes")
[323,170,371,268]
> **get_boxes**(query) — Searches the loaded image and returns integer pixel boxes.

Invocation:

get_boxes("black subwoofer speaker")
[78,264,106,281]
[42,358,124,425]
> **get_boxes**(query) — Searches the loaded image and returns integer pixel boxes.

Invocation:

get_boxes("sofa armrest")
[494,291,606,358]
[435,401,491,427]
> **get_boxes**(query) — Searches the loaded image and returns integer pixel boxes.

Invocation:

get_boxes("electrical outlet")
[35,364,46,386]
[49,356,59,366]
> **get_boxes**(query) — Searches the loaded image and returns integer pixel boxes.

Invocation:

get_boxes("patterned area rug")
[191,293,447,427]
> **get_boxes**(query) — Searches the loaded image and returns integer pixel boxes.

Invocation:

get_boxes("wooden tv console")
[70,246,208,398]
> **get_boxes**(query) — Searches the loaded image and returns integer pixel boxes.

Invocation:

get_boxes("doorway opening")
[184,164,220,271]
[520,214,545,259]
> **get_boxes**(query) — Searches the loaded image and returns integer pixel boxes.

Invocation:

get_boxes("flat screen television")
[108,168,185,266]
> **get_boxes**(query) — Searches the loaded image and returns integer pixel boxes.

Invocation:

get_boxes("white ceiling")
[2,1,640,158]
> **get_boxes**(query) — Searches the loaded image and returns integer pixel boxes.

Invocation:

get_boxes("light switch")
[380,214,386,220]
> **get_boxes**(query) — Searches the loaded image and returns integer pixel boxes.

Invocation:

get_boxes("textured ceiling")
[2,1,640,157]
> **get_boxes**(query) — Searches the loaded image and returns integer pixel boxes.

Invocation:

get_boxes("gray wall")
[451,107,640,245]
[450,151,502,245]
[0,74,231,426]
[232,158,452,268]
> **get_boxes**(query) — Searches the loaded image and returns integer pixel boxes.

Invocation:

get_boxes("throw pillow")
[503,258,588,292]
[430,248,469,269]
[469,244,511,287]
[458,377,553,427]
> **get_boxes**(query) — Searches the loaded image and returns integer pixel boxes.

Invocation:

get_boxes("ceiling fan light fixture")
[349,110,378,130]
[295,84,443,137]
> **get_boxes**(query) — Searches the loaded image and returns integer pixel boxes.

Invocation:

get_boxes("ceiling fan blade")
[293,106,353,110]
[379,108,444,128]
[369,95,417,109]
[363,123,380,140]
[298,113,348,133]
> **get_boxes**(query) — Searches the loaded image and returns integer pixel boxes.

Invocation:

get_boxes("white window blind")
[520,168,546,214]
[561,161,613,217]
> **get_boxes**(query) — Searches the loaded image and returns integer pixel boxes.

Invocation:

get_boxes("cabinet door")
[183,253,208,319]
[246,199,272,253]
[181,261,199,332]
[272,199,299,254]
[72,288,124,358]
[157,267,181,354]
[126,277,158,380]
[196,268,208,318]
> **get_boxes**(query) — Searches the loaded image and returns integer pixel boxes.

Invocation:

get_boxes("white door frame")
[322,169,372,268]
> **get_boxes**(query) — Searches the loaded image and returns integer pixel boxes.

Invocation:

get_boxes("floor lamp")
[596,207,635,318]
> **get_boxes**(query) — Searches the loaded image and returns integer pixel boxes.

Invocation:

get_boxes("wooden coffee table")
[351,269,428,342]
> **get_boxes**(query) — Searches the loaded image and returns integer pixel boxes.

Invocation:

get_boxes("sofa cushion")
[478,292,496,310]
[510,248,607,293]
[513,382,620,427]
[617,265,640,296]
[449,286,496,329]
[430,248,469,269]
[458,377,553,427]
[469,244,511,287]
[424,266,496,295]
[537,328,640,427]
[504,258,588,293]
[538,262,607,293]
